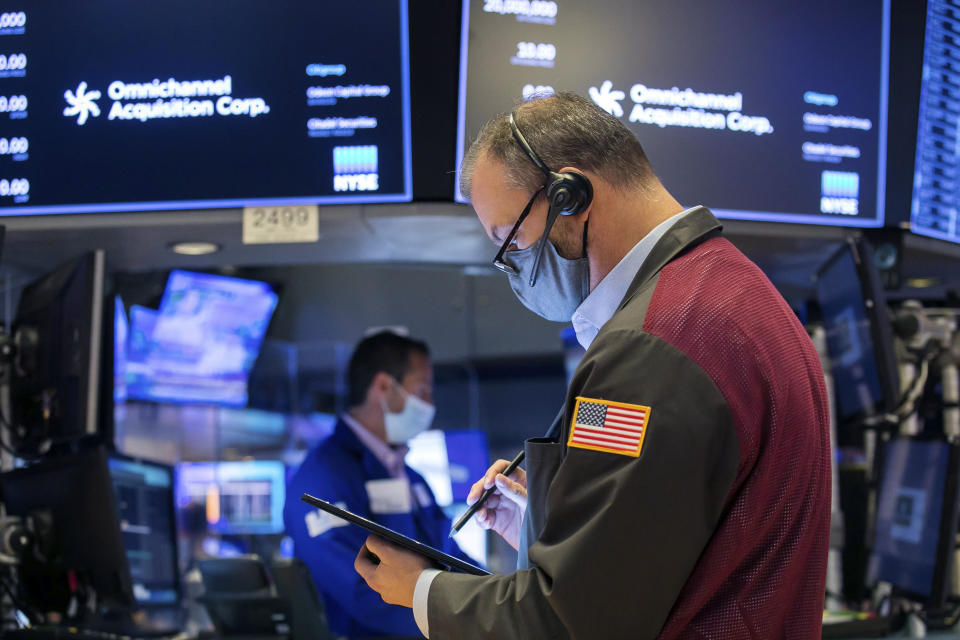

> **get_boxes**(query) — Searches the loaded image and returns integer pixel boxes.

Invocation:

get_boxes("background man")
[284,331,470,639]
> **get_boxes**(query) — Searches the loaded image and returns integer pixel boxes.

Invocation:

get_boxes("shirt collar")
[341,412,409,479]
[571,207,695,350]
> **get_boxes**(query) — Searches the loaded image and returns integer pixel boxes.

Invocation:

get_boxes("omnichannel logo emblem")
[62,76,270,125]
[63,82,102,125]
[588,81,625,118]
[333,145,379,192]
[820,170,859,216]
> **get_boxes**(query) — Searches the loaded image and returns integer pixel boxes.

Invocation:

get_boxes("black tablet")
[300,493,490,576]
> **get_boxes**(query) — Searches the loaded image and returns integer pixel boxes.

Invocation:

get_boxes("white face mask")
[381,378,435,444]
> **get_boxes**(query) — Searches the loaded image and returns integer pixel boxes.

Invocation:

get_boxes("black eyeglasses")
[491,187,544,275]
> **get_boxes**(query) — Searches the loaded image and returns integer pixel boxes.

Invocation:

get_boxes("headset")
[509,112,594,286]
[509,112,594,216]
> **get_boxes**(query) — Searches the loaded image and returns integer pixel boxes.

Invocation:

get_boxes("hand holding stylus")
[465,458,528,551]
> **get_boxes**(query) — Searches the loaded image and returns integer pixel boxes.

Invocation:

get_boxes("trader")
[284,331,470,638]
[353,92,831,639]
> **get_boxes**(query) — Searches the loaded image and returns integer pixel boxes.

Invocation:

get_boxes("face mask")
[503,239,590,322]
[381,379,436,444]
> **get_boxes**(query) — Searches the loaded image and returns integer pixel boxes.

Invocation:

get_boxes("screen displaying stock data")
[457,0,890,227]
[0,1,411,215]
[911,0,960,244]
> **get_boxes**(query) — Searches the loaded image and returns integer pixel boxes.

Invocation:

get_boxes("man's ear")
[366,371,394,404]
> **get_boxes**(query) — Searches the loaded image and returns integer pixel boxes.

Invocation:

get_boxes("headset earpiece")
[509,112,594,217]
[546,170,593,216]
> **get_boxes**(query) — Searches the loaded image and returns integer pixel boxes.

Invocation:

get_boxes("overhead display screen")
[911,0,960,244]
[0,1,411,215]
[457,0,890,227]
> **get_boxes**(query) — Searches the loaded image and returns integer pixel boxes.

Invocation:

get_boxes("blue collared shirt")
[571,207,695,350]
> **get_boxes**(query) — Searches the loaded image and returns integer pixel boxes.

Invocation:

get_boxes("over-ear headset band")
[509,113,553,179]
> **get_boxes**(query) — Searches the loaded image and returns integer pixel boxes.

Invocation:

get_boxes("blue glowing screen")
[124,271,277,407]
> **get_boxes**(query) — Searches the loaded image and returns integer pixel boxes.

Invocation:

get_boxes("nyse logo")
[333,145,379,192]
[820,170,859,216]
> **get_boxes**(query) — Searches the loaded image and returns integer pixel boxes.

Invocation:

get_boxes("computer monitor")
[456,0,890,227]
[815,237,900,428]
[0,446,134,611]
[868,438,960,607]
[176,461,286,535]
[910,0,960,244]
[107,454,180,607]
[10,250,105,452]
[0,1,412,215]
[126,271,278,407]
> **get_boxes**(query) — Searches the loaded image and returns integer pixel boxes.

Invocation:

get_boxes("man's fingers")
[354,545,378,584]
[495,474,525,497]
[364,534,392,558]
[483,459,512,489]
[507,466,527,486]
[475,507,493,529]
[466,477,487,505]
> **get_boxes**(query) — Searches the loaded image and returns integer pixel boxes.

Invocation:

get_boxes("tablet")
[300,493,490,576]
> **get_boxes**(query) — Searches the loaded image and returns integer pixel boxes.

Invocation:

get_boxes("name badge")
[305,501,349,537]
[366,478,412,514]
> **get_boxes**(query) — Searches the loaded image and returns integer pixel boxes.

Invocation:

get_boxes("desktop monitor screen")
[108,455,180,607]
[911,0,960,243]
[125,271,278,406]
[869,438,960,605]
[816,238,899,426]
[176,461,286,535]
[0,0,411,215]
[457,0,890,227]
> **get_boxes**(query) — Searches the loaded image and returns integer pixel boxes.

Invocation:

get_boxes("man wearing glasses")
[354,92,831,639]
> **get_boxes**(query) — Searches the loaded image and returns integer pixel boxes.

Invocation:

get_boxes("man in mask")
[283,330,471,639]
[353,92,830,639]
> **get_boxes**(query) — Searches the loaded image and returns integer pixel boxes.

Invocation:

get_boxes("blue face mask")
[502,238,590,322]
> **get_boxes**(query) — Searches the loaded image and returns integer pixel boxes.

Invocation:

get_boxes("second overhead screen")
[456,0,890,228]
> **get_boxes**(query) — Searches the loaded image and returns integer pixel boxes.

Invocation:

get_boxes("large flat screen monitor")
[125,271,278,407]
[816,238,900,428]
[456,0,890,227]
[176,460,286,535]
[911,0,960,243]
[0,0,411,215]
[108,455,180,607]
[869,438,960,607]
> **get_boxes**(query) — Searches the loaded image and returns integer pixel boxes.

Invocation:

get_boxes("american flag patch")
[567,396,650,457]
